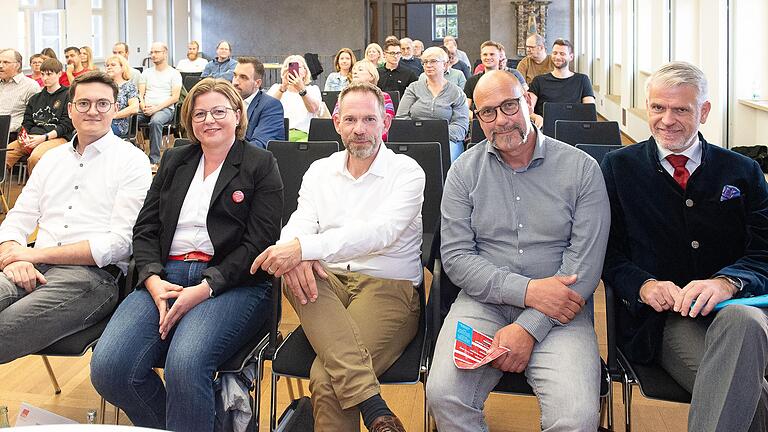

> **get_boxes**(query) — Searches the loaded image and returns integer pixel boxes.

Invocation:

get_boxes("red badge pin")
[232,190,244,203]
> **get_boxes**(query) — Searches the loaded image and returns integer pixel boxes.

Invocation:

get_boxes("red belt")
[168,251,213,262]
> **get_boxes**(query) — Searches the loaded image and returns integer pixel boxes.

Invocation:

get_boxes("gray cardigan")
[395,79,470,146]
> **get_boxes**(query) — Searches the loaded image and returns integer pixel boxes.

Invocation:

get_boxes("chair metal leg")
[99,397,106,424]
[270,373,279,432]
[606,382,614,430]
[41,355,61,394]
[114,406,120,425]
[623,374,633,432]
[251,357,263,432]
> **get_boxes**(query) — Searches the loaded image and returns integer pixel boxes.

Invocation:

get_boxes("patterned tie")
[666,154,690,190]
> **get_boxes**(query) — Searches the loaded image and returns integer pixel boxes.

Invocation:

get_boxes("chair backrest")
[555,120,621,146]
[320,91,340,115]
[266,140,340,224]
[542,102,597,137]
[386,142,444,237]
[307,118,341,145]
[174,138,192,148]
[182,73,203,92]
[388,119,450,183]
[283,118,289,141]
[385,90,400,112]
[125,114,139,142]
[0,115,11,185]
[575,144,623,164]
[470,118,486,143]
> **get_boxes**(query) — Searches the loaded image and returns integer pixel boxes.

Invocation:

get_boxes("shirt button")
[64,225,68,228]
[74,186,79,190]
[691,240,700,249]
[68,206,72,209]
[515,196,521,201]
[518,249,523,254]
[79,163,83,167]
[518,224,523,228]
[685,199,694,207]
[57,242,61,246]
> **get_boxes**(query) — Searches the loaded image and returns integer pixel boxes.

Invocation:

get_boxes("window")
[18,11,27,60]
[147,0,154,45]
[433,3,457,40]
[91,0,104,59]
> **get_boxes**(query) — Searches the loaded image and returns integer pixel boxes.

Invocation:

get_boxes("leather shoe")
[369,414,406,432]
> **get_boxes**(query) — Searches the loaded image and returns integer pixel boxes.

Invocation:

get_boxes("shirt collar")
[656,137,702,165]
[243,91,257,107]
[335,143,390,179]
[70,130,116,156]
[1,73,24,84]
[485,124,546,172]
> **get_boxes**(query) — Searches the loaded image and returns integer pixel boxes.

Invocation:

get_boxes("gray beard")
[347,140,379,159]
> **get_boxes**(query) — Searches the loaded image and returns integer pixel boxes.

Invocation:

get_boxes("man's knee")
[541,392,600,431]
[712,305,768,342]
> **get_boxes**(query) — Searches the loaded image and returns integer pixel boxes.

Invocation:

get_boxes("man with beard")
[137,42,182,166]
[251,82,424,432]
[59,46,88,87]
[602,61,768,432]
[176,41,208,73]
[528,38,594,117]
[426,70,610,431]
[232,56,284,148]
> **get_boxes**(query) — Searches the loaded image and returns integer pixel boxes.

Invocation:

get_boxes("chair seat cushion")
[37,318,110,356]
[631,361,692,403]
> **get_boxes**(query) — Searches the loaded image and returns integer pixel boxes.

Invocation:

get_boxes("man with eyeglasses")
[0,71,152,364]
[398,37,424,75]
[516,33,555,85]
[201,40,237,81]
[376,40,417,99]
[112,42,143,89]
[138,42,182,167]
[0,49,41,141]
[427,70,610,431]
[6,58,73,174]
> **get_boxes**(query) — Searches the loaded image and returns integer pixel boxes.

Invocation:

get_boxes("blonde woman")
[365,43,384,67]
[80,46,97,71]
[331,60,395,141]
[104,55,139,138]
[267,55,321,141]
[324,48,356,91]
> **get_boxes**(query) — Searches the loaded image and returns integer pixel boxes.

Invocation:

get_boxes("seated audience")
[365,43,384,67]
[332,59,395,141]
[0,71,152,364]
[27,54,45,87]
[427,70,610,431]
[91,78,282,432]
[80,46,97,71]
[252,82,424,432]
[60,46,88,87]
[6,58,73,173]
[398,37,424,75]
[267,55,321,142]
[201,40,237,81]
[528,39,595,117]
[377,40,417,99]
[443,36,471,75]
[112,42,143,89]
[0,48,40,137]
[105,55,139,138]
[325,48,356,92]
[397,47,469,162]
[177,40,208,73]
[516,33,555,85]
[412,40,424,59]
[602,61,768,432]
[138,42,182,165]
[232,56,285,148]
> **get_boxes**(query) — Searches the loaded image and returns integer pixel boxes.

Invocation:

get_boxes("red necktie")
[666,154,690,190]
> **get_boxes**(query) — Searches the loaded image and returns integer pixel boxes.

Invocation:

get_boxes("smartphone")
[288,61,300,77]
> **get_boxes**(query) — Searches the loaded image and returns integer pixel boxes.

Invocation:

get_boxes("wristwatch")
[716,275,744,293]
[298,89,307,97]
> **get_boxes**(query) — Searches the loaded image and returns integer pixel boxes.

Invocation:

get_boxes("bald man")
[426,70,610,431]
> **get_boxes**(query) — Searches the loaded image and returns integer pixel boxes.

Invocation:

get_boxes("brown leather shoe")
[369,414,406,432]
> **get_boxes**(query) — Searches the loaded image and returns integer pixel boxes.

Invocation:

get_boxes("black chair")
[0,115,12,212]
[307,118,341,145]
[320,91,340,115]
[470,118,486,144]
[604,283,690,432]
[124,114,140,146]
[428,225,615,430]
[283,118,289,142]
[386,142,443,265]
[542,102,597,138]
[385,90,401,113]
[575,144,623,164]
[388,119,450,184]
[555,120,621,146]
[173,138,192,148]
[266,140,340,224]
[182,73,203,92]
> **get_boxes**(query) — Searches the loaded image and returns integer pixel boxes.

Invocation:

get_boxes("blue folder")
[713,294,768,311]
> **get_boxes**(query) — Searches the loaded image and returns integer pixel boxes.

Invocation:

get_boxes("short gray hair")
[646,61,708,105]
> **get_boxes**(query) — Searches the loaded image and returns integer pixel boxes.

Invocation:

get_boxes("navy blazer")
[245,90,285,149]
[601,134,768,363]
[132,140,283,295]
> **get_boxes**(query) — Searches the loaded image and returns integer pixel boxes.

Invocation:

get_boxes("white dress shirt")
[243,91,257,111]
[0,131,152,272]
[169,155,222,256]
[657,138,702,176]
[280,146,426,285]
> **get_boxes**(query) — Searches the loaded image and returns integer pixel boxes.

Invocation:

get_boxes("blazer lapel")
[162,145,201,247]
[210,140,244,206]
[246,91,263,137]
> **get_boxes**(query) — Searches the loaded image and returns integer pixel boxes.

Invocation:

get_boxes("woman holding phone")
[267,55,321,141]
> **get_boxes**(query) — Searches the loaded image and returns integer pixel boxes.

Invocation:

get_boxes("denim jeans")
[137,106,174,164]
[90,260,270,432]
[0,265,118,364]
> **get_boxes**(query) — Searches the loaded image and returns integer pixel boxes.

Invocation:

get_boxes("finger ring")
[659,300,667,305]
[268,267,275,274]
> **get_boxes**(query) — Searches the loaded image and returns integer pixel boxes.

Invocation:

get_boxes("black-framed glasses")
[73,99,115,113]
[385,51,401,56]
[475,98,523,123]
[191,106,237,123]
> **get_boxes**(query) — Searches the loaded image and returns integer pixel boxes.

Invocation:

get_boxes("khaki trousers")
[6,138,68,174]
[284,268,420,432]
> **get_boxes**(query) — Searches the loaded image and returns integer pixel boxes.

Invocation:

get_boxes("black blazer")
[601,134,768,363]
[133,139,283,295]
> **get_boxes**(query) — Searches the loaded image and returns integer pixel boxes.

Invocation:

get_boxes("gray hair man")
[0,48,41,135]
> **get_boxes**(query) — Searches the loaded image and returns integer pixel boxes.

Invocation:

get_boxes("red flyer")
[453,321,510,370]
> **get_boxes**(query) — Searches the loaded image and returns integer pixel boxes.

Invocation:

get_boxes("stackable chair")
[555,120,621,146]
[307,118,342,145]
[542,102,597,138]
[388,119,450,184]
[575,144,623,164]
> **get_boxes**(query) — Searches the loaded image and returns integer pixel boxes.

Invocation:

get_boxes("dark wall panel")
[406,4,436,47]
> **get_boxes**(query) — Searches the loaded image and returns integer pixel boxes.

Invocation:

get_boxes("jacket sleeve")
[247,97,285,149]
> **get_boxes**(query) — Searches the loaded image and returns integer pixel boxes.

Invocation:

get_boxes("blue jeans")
[137,106,174,164]
[91,260,270,432]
